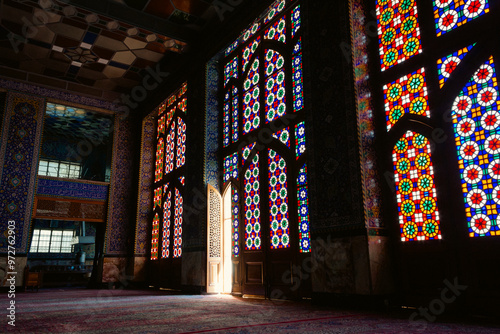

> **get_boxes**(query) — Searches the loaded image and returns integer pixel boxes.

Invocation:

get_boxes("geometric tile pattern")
[105,116,136,255]
[0,92,44,253]
[135,116,155,256]
[204,55,221,190]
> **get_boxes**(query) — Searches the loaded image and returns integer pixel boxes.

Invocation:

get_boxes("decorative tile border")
[0,78,120,112]
[105,117,135,255]
[37,177,109,201]
[135,115,155,256]
[204,54,222,191]
[0,92,45,253]
[350,0,383,228]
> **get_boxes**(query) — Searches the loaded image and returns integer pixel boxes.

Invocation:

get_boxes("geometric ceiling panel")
[0,0,187,98]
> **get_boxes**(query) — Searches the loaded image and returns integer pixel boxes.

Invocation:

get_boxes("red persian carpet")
[2,288,500,333]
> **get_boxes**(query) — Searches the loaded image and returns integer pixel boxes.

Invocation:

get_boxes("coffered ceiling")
[0,0,269,103]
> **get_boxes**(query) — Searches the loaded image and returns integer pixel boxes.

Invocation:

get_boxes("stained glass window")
[243,79,261,134]
[375,0,494,242]
[232,187,240,256]
[297,164,310,252]
[295,122,306,158]
[220,0,310,254]
[273,128,290,147]
[224,57,238,87]
[434,0,489,36]
[151,213,159,260]
[232,86,239,143]
[173,188,183,257]
[393,131,442,241]
[155,138,164,182]
[151,83,187,260]
[452,56,500,237]
[437,44,474,88]
[223,92,230,147]
[162,188,171,258]
[292,39,304,112]
[383,68,430,131]
[224,152,238,182]
[244,153,261,250]
[269,149,290,249]
[176,117,186,168]
[376,0,422,71]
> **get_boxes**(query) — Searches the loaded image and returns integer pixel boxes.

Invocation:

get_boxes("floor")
[3,288,500,333]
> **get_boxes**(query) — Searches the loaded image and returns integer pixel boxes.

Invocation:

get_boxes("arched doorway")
[207,183,241,294]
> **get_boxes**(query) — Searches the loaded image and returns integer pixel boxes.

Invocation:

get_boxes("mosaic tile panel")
[0,92,44,253]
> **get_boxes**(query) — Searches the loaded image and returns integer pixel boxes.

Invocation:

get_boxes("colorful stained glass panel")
[244,153,261,250]
[224,152,238,182]
[174,188,183,258]
[176,117,186,168]
[224,57,238,87]
[452,56,500,237]
[295,121,306,159]
[162,189,171,258]
[434,0,489,36]
[242,142,256,166]
[291,5,301,38]
[297,164,310,252]
[268,149,290,249]
[165,121,175,174]
[265,70,286,123]
[232,187,240,257]
[151,212,159,260]
[155,138,164,182]
[243,85,260,134]
[437,44,474,88]
[273,127,290,147]
[393,131,442,241]
[232,86,239,143]
[376,0,422,71]
[264,17,286,43]
[383,68,430,131]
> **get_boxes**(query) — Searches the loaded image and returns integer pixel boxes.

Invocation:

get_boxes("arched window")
[213,0,309,296]
[222,0,309,253]
[375,0,497,239]
[151,83,187,260]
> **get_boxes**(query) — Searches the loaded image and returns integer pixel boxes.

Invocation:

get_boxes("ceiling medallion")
[63,47,98,65]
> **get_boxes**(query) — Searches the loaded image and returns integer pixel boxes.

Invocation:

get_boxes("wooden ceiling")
[0,0,271,103]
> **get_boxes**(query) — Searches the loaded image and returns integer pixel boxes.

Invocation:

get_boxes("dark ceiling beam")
[66,0,198,43]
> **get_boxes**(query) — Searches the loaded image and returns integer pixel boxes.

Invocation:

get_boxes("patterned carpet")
[3,288,500,333]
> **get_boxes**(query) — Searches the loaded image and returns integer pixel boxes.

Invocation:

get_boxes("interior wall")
[0,79,120,287]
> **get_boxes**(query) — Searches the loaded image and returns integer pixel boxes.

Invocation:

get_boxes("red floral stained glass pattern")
[393,131,442,241]
[162,188,171,258]
[151,213,159,260]
[176,117,186,168]
[268,149,290,249]
[376,0,422,71]
[437,44,474,88]
[173,188,183,258]
[244,153,261,250]
[155,138,164,182]
[383,68,430,131]
[434,0,489,37]
[165,121,175,174]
